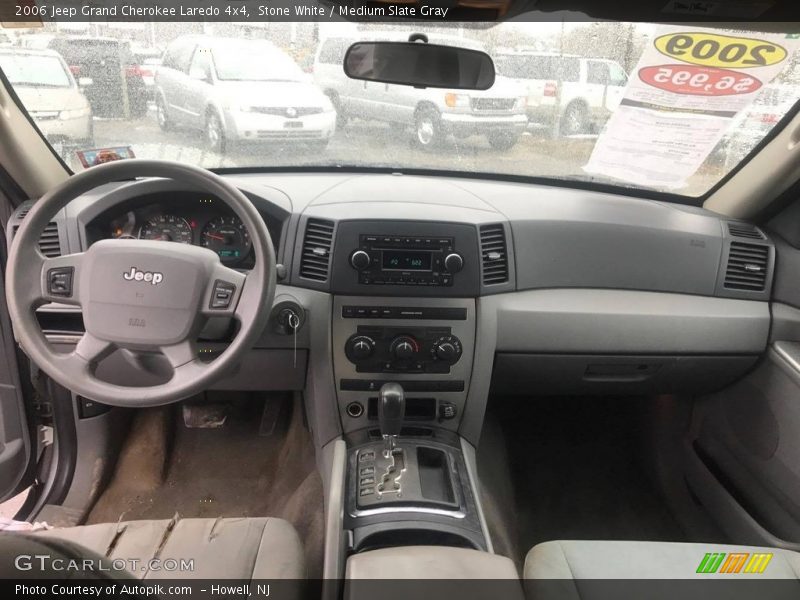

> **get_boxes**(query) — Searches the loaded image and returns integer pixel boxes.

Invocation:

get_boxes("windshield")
[0,54,72,88]
[2,21,799,198]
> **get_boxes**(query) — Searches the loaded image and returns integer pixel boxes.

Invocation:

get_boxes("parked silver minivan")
[314,34,528,149]
[155,36,336,153]
[0,48,93,154]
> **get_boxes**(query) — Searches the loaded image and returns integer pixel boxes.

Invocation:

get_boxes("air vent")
[16,209,29,220]
[299,218,334,281]
[724,242,769,291]
[480,223,508,285]
[12,222,62,258]
[728,222,765,240]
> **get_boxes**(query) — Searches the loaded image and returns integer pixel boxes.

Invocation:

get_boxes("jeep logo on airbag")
[123,267,164,285]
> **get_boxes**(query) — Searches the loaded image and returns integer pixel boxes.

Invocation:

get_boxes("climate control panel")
[345,326,463,374]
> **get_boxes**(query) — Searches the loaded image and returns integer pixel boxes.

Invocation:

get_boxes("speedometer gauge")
[139,215,193,244]
[201,216,251,265]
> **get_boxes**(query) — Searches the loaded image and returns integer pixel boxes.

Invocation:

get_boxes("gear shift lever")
[378,382,405,457]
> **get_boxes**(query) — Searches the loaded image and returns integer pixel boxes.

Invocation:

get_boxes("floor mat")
[87,395,324,577]
[488,397,688,558]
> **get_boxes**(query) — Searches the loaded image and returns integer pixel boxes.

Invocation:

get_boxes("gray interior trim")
[460,437,494,554]
[485,289,770,354]
[322,438,347,583]
[683,442,800,552]
[772,342,800,382]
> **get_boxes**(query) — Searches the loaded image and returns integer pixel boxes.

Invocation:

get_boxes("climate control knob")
[346,335,376,362]
[350,250,371,271]
[432,335,462,365]
[390,336,419,360]
[444,253,464,274]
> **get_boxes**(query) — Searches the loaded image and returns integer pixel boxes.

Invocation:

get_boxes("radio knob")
[444,253,464,274]
[390,336,418,360]
[350,250,371,271]
[347,335,375,361]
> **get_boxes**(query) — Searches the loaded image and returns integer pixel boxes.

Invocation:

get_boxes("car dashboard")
[6,171,775,448]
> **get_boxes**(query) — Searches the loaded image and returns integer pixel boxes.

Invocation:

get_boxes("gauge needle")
[204,232,225,241]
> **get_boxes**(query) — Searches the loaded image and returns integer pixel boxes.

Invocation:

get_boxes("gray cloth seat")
[23,517,305,579]
[524,540,800,599]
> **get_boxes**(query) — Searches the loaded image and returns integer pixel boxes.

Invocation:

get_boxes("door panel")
[694,343,800,542]
[0,257,32,503]
[689,202,800,546]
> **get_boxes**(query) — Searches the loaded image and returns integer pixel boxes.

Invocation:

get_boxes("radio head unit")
[350,235,463,287]
[327,220,481,297]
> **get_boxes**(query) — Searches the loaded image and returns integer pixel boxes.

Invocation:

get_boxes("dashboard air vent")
[299,218,334,281]
[724,242,769,292]
[480,223,508,285]
[728,222,765,240]
[16,209,29,220]
[12,222,62,258]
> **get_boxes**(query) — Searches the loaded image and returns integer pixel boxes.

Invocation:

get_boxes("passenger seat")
[524,540,800,599]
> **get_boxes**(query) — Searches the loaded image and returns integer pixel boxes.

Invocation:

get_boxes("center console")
[328,219,489,558]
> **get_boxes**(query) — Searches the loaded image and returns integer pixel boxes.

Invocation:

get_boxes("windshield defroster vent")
[480,223,508,285]
[299,218,334,282]
[724,242,769,292]
[728,222,765,240]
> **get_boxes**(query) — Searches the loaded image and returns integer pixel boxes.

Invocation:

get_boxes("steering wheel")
[5,160,276,407]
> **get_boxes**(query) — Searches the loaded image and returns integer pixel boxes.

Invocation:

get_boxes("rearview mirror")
[344,41,495,90]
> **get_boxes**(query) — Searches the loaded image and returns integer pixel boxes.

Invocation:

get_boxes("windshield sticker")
[584,26,800,189]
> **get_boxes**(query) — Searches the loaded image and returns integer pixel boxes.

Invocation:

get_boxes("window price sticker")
[585,26,800,189]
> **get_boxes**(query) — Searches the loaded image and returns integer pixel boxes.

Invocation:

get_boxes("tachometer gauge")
[139,215,193,244]
[201,216,251,264]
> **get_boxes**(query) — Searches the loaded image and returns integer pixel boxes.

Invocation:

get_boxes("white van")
[495,51,628,136]
[314,33,528,149]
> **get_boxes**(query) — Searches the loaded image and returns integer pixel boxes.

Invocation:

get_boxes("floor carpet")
[87,394,324,577]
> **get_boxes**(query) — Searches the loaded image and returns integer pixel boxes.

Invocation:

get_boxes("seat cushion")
[525,540,800,580]
[347,545,520,579]
[33,517,305,579]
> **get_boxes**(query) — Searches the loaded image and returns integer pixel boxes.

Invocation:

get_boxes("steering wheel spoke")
[55,331,116,379]
[202,263,247,318]
[38,253,85,307]
[160,339,198,370]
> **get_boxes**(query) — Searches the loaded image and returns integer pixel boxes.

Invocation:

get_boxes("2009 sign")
[654,32,787,69]
[639,65,762,96]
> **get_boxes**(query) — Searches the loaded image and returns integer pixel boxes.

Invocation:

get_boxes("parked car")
[0,47,93,154]
[155,36,336,153]
[494,51,628,136]
[315,34,528,149]
[46,36,148,118]
[131,46,163,103]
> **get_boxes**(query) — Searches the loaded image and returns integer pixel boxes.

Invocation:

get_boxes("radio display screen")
[382,250,432,271]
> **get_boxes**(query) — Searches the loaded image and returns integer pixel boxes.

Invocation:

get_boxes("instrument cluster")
[96,193,256,268]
